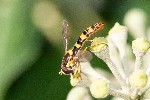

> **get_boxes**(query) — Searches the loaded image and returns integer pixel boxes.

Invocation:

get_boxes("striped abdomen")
[72,22,104,57]
[61,22,104,75]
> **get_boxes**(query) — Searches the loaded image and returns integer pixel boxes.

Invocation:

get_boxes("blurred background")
[0,0,150,100]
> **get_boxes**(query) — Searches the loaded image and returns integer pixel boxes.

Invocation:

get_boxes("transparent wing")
[62,20,70,52]
[77,50,93,62]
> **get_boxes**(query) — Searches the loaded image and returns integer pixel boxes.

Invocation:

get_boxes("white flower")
[92,23,150,99]
[66,9,150,99]
[90,78,108,98]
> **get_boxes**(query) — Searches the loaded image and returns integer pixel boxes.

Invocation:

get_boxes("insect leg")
[79,42,107,60]
[86,40,93,42]
[80,46,92,58]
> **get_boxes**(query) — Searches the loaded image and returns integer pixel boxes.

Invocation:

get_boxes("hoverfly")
[59,20,104,85]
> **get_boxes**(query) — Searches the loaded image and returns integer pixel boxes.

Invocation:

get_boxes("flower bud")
[132,38,150,53]
[129,70,148,88]
[90,37,108,52]
[90,78,108,98]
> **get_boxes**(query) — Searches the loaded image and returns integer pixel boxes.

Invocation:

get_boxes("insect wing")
[62,20,70,52]
[77,50,93,62]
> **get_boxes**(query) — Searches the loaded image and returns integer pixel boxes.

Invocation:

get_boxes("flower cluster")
[67,8,150,100]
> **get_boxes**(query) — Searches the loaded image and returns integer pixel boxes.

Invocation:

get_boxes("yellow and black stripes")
[60,22,104,75]
[71,22,104,57]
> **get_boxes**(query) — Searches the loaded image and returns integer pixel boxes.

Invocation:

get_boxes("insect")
[59,20,104,84]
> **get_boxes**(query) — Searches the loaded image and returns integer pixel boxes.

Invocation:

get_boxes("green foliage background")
[0,0,149,100]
